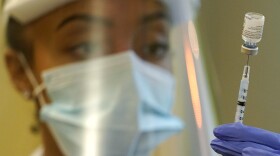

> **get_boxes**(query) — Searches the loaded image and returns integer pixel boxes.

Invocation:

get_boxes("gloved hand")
[210,122,280,156]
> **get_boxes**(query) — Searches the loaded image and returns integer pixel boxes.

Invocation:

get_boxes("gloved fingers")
[242,147,280,156]
[214,122,280,150]
[211,138,276,156]
[211,139,241,156]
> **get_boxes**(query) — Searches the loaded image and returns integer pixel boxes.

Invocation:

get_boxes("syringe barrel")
[235,105,245,123]
[235,66,250,123]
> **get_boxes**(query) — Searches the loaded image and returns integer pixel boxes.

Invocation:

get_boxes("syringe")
[234,12,265,123]
[235,59,250,123]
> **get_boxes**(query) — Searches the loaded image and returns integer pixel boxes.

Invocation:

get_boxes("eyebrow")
[141,12,169,25]
[57,14,113,31]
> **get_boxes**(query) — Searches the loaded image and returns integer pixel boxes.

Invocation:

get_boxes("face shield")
[3,0,216,156]
[4,0,199,24]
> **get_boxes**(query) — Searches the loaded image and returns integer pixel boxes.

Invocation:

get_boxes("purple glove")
[211,123,280,156]
[243,147,280,156]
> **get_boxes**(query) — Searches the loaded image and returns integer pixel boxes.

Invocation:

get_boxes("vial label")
[242,26,263,41]
[242,12,265,44]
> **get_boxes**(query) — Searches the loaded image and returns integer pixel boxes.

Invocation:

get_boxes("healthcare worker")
[2,0,199,155]
[5,0,278,156]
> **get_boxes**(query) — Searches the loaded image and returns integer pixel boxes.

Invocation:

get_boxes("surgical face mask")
[20,51,183,156]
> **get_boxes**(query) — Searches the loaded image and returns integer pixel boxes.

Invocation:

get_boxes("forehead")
[28,0,167,28]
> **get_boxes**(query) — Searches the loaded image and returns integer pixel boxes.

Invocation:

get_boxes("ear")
[4,50,33,100]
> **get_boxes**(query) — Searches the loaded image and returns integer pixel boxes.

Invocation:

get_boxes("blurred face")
[25,0,171,86]
[5,0,172,154]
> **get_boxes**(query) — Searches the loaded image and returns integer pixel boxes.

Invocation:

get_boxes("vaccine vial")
[242,12,265,48]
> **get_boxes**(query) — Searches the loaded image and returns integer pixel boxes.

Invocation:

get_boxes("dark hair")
[6,18,33,61]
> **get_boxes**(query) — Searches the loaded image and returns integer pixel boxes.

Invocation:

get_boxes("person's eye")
[143,43,169,60]
[68,42,95,58]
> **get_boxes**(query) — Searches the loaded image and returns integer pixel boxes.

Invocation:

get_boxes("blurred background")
[0,0,280,155]
[0,1,41,156]
[196,0,280,132]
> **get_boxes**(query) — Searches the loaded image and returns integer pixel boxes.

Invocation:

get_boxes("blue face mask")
[22,51,184,156]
